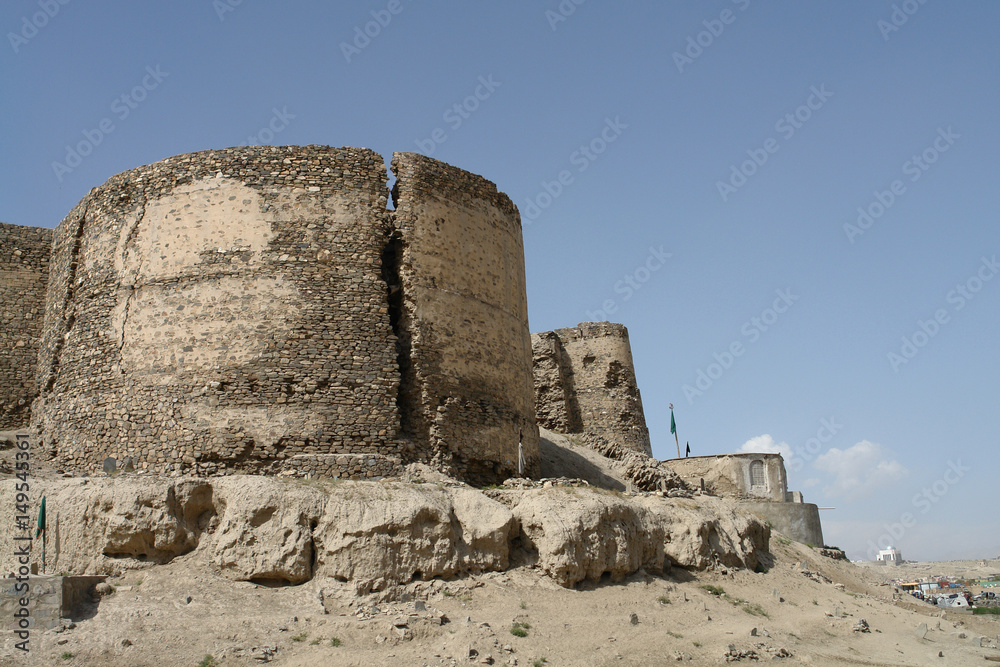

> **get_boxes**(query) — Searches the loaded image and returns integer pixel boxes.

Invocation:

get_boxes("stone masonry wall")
[0,222,52,429]
[390,152,539,482]
[30,146,537,485]
[532,322,651,456]
[33,146,402,479]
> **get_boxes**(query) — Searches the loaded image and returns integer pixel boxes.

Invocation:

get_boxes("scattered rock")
[915,622,928,640]
[853,619,870,633]
[94,582,114,596]
[629,613,639,625]
[724,644,759,662]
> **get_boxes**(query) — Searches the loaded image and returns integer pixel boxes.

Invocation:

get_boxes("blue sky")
[2,1,997,562]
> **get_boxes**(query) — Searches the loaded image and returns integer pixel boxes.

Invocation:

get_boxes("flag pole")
[670,404,680,459]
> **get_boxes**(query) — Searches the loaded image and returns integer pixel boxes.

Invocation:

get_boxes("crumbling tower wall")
[0,222,52,428]
[391,152,539,481]
[33,146,402,478]
[30,146,538,484]
[532,322,651,456]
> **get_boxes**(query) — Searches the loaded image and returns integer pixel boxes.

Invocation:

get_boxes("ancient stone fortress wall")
[0,222,52,428]
[531,322,652,456]
[391,153,539,482]
[31,146,538,484]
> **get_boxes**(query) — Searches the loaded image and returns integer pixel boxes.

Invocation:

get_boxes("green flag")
[36,496,45,538]
[670,410,676,435]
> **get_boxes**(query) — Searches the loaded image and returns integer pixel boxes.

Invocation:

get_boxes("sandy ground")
[3,539,999,666]
[3,430,999,665]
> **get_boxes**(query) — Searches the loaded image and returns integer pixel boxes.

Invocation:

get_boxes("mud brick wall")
[390,152,539,482]
[0,222,53,428]
[0,575,107,631]
[33,146,402,477]
[531,322,651,456]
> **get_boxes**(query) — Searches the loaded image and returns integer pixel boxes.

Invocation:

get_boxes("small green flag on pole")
[37,496,47,574]
[35,496,45,538]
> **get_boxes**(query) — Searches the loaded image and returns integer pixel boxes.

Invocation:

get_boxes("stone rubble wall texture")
[531,322,651,456]
[0,222,52,429]
[391,153,538,481]
[29,145,538,484]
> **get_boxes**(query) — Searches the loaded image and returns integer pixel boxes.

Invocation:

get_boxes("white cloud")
[801,478,820,488]
[813,440,907,500]
[739,434,793,461]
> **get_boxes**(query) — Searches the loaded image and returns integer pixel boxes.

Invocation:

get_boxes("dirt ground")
[2,430,999,665]
[2,530,998,666]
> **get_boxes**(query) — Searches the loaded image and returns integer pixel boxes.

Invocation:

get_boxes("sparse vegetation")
[533,659,548,667]
[197,657,215,667]
[667,631,683,639]
[812,599,818,605]
[511,621,531,637]
[692,642,702,648]
[60,653,74,661]
[741,602,769,618]
[330,638,342,647]
[775,537,792,546]
[700,584,725,596]
[291,632,308,642]
[657,594,671,605]
[309,638,320,645]
[974,607,1000,615]
[520,601,527,609]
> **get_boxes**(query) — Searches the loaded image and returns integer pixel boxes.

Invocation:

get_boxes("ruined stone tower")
[0,222,52,429]
[532,322,651,456]
[28,146,538,484]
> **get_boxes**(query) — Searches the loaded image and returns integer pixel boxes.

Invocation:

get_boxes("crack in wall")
[42,198,90,393]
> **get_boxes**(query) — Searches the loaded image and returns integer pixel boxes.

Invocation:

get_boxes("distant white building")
[876,547,902,565]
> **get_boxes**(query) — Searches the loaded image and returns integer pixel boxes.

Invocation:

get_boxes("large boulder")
[313,482,517,593]
[0,477,213,575]
[211,477,326,585]
[511,488,665,587]
[638,495,770,571]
